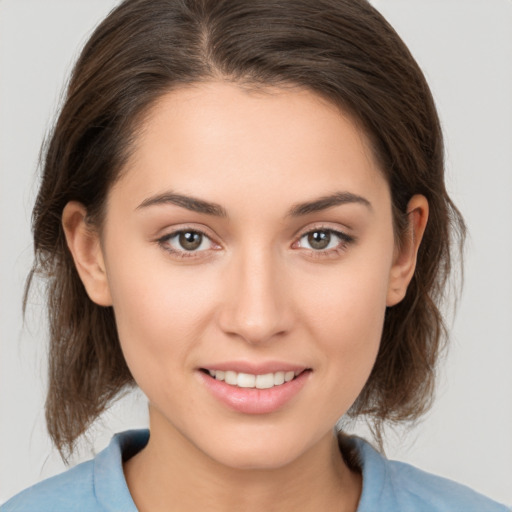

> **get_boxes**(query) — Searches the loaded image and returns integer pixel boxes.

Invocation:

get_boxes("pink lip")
[198,368,311,415]
[201,360,307,374]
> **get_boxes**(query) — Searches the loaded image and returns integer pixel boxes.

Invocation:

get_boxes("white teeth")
[255,373,274,389]
[225,371,237,385]
[274,371,285,386]
[237,373,256,388]
[207,369,303,389]
[285,371,295,382]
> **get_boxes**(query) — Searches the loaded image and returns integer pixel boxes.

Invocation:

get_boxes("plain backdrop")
[1,0,511,506]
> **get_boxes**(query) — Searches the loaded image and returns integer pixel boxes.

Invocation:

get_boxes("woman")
[1,0,508,510]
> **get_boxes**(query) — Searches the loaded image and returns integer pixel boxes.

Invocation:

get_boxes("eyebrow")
[136,190,371,217]
[136,192,228,217]
[287,191,372,217]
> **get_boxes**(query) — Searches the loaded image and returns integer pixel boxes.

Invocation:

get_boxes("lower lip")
[198,370,311,414]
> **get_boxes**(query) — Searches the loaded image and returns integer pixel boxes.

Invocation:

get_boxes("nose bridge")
[218,242,291,345]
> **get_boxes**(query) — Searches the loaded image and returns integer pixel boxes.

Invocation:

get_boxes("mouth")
[198,366,311,414]
[200,368,308,390]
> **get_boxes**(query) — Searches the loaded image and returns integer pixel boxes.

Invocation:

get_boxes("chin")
[197,427,321,471]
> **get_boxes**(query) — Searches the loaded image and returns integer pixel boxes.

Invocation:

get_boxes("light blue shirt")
[2,429,509,511]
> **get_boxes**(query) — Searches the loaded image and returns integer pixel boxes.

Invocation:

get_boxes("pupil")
[179,231,202,250]
[308,231,330,250]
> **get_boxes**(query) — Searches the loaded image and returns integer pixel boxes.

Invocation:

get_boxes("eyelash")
[157,227,220,260]
[294,227,355,258]
[156,226,355,260]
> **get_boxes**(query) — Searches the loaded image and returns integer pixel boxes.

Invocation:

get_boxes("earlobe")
[62,201,112,307]
[386,195,429,307]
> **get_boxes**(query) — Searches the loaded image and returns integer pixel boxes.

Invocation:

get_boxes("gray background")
[1,0,511,505]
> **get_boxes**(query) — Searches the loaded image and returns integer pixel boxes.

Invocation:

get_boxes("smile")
[199,367,311,414]
[206,369,299,389]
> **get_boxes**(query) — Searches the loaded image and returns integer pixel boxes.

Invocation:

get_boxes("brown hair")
[26,0,465,458]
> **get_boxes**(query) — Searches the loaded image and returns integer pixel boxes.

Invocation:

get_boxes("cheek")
[103,243,220,381]
[305,279,387,380]
[294,248,392,407]
[299,251,391,345]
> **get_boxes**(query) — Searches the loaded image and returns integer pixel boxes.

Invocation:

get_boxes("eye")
[158,229,219,257]
[295,228,354,254]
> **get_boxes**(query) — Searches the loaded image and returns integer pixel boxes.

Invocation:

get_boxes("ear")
[386,194,429,307]
[62,201,112,306]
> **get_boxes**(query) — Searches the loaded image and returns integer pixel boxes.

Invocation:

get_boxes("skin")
[62,81,428,512]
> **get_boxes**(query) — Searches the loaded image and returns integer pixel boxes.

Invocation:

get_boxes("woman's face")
[73,82,420,469]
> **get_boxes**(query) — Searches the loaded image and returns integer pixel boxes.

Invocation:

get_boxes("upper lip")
[199,361,310,375]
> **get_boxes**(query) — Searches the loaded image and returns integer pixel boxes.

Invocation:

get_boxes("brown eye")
[307,230,331,250]
[296,228,354,255]
[178,231,203,251]
[159,229,215,256]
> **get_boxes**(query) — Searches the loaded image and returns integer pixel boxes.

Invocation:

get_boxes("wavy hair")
[25,0,465,458]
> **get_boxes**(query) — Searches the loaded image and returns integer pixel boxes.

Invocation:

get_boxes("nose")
[217,247,293,345]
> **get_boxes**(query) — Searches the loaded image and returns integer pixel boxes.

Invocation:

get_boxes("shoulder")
[347,436,510,512]
[1,430,148,512]
[384,456,509,511]
[0,459,97,512]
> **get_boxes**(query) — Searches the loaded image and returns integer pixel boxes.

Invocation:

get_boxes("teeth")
[225,371,237,385]
[274,371,285,385]
[255,373,274,389]
[237,373,256,388]
[208,369,302,389]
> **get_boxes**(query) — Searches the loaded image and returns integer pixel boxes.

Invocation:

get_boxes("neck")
[124,409,361,512]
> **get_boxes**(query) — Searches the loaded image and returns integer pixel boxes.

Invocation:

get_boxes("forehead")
[112,81,389,215]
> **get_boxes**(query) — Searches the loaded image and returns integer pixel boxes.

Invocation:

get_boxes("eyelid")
[293,222,355,243]
[156,224,222,259]
[291,224,356,255]
[155,222,355,260]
